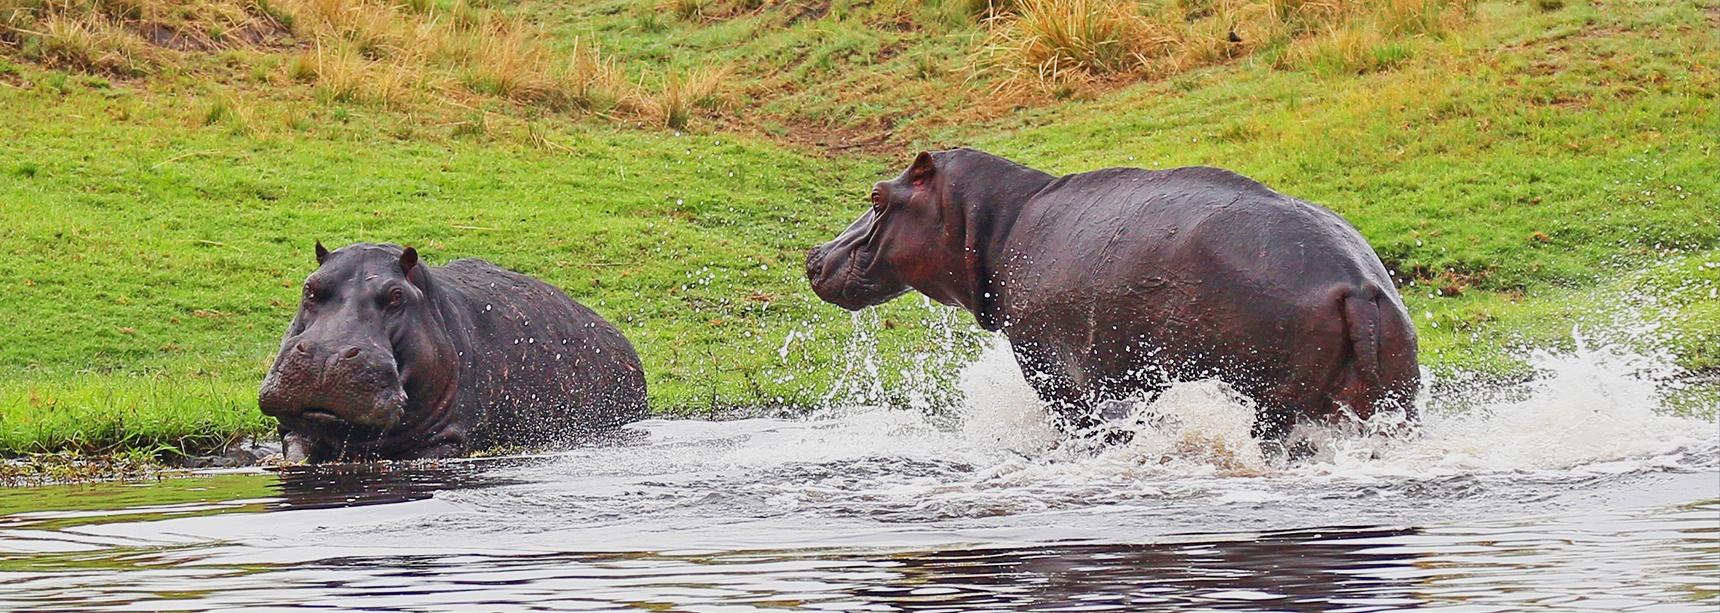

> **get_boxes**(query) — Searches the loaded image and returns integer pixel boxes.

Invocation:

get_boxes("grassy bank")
[0,88,901,453]
[0,0,1715,458]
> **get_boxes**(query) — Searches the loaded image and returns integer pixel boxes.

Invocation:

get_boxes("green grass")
[0,84,928,453]
[0,0,1715,458]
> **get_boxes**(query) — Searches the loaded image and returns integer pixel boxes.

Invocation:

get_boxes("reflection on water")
[0,336,1717,611]
[0,459,531,538]
[271,458,535,510]
[0,497,1716,611]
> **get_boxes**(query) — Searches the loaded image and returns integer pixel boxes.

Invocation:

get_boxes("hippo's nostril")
[340,347,362,360]
[294,341,311,354]
[806,248,826,275]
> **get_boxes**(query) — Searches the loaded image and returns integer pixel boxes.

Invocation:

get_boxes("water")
[2,338,1717,611]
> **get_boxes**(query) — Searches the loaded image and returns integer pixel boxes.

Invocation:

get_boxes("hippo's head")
[806,151,973,311]
[259,243,456,442]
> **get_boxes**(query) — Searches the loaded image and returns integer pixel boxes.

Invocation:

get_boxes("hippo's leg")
[1085,380,1171,445]
[1029,380,1093,433]
[1249,406,1299,442]
[1249,294,1354,447]
[1009,340,1097,432]
[1251,387,1326,458]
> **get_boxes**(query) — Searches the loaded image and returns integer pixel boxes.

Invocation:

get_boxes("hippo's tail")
[1340,285,1420,425]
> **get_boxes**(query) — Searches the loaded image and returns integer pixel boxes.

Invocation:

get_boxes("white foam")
[808,318,1718,488]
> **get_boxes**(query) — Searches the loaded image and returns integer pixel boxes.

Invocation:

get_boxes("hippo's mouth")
[840,277,910,309]
[828,260,911,309]
[286,406,395,441]
[300,408,342,423]
[806,247,908,310]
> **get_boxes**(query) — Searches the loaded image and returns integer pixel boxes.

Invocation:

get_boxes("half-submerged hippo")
[807,149,1419,439]
[259,243,648,462]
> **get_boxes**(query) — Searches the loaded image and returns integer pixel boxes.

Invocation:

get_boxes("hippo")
[806,149,1419,439]
[259,243,648,462]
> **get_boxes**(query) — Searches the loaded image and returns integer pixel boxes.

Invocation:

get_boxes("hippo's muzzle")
[259,339,408,433]
[805,244,907,311]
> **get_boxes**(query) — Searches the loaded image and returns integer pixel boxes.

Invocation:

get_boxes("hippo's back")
[1006,166,1395,300]
[997,165,1411,399]
[436,259,648,446]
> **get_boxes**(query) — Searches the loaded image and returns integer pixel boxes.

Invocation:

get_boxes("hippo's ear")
[314,241,330,264]
[399,247,419,277]
[908,151,935,185]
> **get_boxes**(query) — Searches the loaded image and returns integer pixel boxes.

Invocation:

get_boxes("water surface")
[2,341,1716,611]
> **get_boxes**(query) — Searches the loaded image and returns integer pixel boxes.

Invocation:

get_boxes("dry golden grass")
[367,51,422,109]
[979,0,1474,92]
[305,41,362,102]
[289,0,408,58]
[459,25,549,99]
[14,10,153,75]
[291,39,422,108]
[646,64,729,130]
[1,0,276,72]
[559,36,631,113]
[0,0,694,126]
[3,0,1466,131]
[979,0,1159,82]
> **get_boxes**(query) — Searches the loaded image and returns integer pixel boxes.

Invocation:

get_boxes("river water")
[2,337,1717,611]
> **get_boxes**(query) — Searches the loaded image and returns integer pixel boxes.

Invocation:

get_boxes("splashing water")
[698,328,1717,528]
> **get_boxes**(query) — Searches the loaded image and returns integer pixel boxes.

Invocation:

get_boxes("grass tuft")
[202,94,232,125]
[557,36,630,113]
[648,64,729,130]
[458,25,547,100]
[979,0,1158,87]
[662,0,709,21]
[305,40,363,102]
[26,12,154,76]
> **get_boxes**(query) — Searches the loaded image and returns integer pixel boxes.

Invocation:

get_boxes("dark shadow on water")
[228,526,1427,611]
[267,456,538,511]
[854,526,1425,610]
[267,429,644,511]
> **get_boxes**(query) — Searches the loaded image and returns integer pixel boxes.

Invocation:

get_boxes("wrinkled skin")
[259,243,648,462]
[807,149,1420,439]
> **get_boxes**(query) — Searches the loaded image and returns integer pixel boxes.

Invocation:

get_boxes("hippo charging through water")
[806,149,1420,439]
[259,243,648,462]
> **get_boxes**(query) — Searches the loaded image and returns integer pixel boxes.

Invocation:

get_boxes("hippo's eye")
[386,287,405,309]
[302,286,317,303]
[871,189,883,212]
